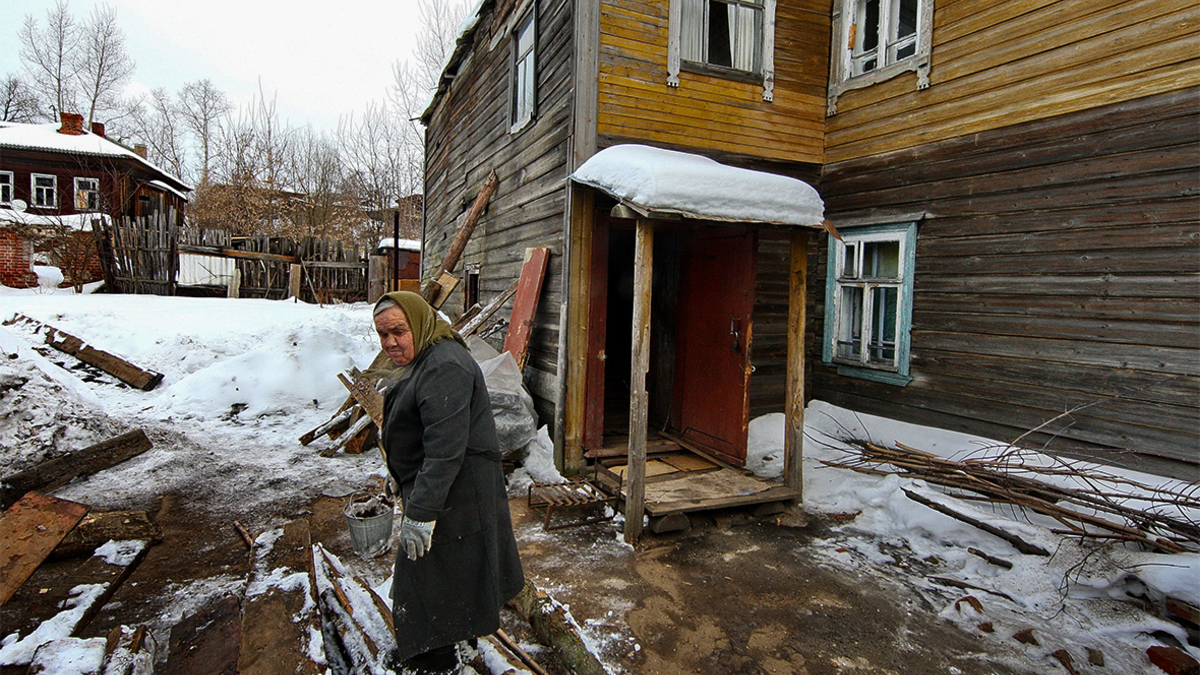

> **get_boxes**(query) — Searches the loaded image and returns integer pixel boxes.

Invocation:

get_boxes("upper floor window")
[822,222,917,386]
[75,177,100,211]
[0,172,12,205]
[828,0,933,113]
[32,173,57,208]
[510,10,536,132]
[668,0,777,100]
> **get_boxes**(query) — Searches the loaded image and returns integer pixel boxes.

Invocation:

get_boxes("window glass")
[836,286,864,360]
[511,12,536,128]
[33,174,56,207]
[863,240,899,278]
[849,0,923,77]
[76,177,100,211]
[0,172,11,204]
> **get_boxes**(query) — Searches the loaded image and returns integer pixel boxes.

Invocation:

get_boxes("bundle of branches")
[821,440,1200,554]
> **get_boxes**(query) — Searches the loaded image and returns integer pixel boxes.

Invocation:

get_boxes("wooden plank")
[239,520,320,675]
[624,220,653,544]
[6,316,164,391]
[0,430,154,510]
[458,279,520,337]
[421,170,500,304]
[503,247,552,370]
[563,187,594,474]
[52,510,162,560]
[0,493,89,606]
[178,243,298,264]
[164,596,242,675]
[636,471,802,516]
[784,230,807,493]
[0,540,149,665]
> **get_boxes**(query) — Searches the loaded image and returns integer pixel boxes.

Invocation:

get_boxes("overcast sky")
[0,0,424,132]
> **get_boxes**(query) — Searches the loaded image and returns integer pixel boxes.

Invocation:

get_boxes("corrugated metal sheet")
[178,253,235,286]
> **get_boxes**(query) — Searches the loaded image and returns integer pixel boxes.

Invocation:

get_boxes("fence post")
[289,264,302,299]
[227,268,241,299]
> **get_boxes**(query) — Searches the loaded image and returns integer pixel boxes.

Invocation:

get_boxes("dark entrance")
[583,216,757,466]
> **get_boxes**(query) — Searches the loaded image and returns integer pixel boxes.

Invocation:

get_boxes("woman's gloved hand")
[399,517,435,560]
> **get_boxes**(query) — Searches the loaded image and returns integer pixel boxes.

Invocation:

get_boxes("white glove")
[399,516,435,560]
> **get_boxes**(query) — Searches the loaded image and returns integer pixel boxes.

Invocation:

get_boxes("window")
[828,0,933,113]
[668,0,777,100]
[32,174,57,208]
[0,172,11,205]
[510,10,536,131]
[75,177,100,211]
[822,222,917,385]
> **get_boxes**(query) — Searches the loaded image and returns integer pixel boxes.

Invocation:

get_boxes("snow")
[0,210,110,232]
[0,584,108,665]
[376,237,421,251]
[570,144,824,227]
[23,637,107,675]
[32,266,64,289]
[94,540,148,567]
[0,122,190,190]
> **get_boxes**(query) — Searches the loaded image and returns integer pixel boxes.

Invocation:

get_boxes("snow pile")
[747,400,1200,673]
[507,426,566,498]
[0,584,107,665]
[32,266,64,289]
[570,144,824,226]
[22,637,107,675]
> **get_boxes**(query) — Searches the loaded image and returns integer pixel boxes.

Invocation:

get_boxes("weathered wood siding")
[826,0,1200,163]
[423,0,575,420]
[597,0,831,164]
[815,88,1199,474]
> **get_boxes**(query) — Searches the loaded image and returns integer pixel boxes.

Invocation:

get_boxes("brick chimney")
[58,112,85,135]
[90,122,105,137]
[133,144,147,159]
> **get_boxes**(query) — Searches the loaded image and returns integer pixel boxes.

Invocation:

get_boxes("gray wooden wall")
[811,88,1199,477]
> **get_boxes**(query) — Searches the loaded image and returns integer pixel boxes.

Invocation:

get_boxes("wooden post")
[288,264,302,299]
[624,219,653,545]
[784,230,808,495]
[367,255,388,304]
[563,188,594,475]
[226,268,241,299]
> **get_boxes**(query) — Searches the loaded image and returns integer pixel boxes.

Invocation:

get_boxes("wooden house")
[420,0,1199,522]
[0,113,190,288]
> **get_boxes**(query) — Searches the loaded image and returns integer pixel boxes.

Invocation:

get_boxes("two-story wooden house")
[0,113,190,288]
[421,0,1198,481]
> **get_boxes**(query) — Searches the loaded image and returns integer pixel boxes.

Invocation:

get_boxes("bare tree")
[178,79,232,184]
[1,75,42,122]
[337,101,419,246]
[127,87,189,181]
[285,126,358,241]
[18,0,80,119]
[76,4,135,126]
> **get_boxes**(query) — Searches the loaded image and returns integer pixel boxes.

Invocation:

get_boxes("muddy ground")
[6,464,1039,675]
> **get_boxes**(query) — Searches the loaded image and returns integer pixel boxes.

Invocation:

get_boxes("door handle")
[730,318,741,352]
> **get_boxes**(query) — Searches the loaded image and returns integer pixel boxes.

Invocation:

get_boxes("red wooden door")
[671,229,757,465]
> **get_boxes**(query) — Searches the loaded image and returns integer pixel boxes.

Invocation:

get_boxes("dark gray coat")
[381,339,524,660]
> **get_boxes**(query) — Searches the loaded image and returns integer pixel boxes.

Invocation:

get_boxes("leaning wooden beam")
[459,279,520,337]
[508,581,606,675]
[298,407,354,446]
[624,219,653,545]
[6,315,163,390]
[421,170,500,305]
[503,247,551,371]
[902,488,1050,556]
[0,429,153,510]
[0,493,89,606]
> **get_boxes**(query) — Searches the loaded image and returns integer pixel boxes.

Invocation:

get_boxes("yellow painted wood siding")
[597,0,831,164]
[826,0,1200,162]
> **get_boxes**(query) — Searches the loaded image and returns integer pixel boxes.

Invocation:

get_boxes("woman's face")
[374,306,416,366]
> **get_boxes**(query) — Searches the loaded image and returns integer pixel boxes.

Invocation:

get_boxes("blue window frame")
[822,221,917,386]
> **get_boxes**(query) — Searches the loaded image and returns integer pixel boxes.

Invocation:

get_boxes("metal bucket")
[344,494,394,558]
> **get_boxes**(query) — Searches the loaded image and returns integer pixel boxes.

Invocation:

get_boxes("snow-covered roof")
[148,179,189,201]
[570,145,824,227]
[378,237,421,252]
[0,209,110,232]
[420,0,492,124]
[0,121,191,192]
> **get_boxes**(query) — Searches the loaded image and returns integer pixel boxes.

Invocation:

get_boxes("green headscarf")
[369,291,466,380]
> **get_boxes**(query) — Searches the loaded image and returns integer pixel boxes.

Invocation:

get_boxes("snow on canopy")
[376,237,421,251]
[570,144,824,227]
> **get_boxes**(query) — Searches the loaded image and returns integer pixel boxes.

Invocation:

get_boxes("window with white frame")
[32,173,57,208]
[668,0,777,100]
[828,0,933,112]
[0,172,12,205]
[822,222,916,385]
[510,10,536,131]
[75,177,100,211]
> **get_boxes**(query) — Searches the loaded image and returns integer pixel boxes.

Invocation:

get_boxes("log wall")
[826,0,1200,163]
[814,88,1200,474]
[596,0,831,164]
[423,0,575,421]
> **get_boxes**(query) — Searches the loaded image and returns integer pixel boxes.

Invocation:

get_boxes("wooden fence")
[95,216,368,302]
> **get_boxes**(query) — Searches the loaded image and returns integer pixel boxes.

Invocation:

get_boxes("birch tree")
[18,0,80,119]
[76,4,135,126]
[178,79,233,184]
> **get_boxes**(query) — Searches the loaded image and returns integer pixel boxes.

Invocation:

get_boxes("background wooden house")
[421,0,1198,480]
[0,113,190,289]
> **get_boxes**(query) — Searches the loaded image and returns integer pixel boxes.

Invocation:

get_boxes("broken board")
[238,520,321,675]
[0,430,153,510]
[502,247,550,370]
[636,469,800,517]
[0,492,89,605]
[0,540,149,667]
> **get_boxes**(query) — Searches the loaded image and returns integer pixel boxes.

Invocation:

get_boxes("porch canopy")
[569,144,824,227]
[568,144,823,543]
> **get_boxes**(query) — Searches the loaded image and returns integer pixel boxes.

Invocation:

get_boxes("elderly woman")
[372,291,524,675]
